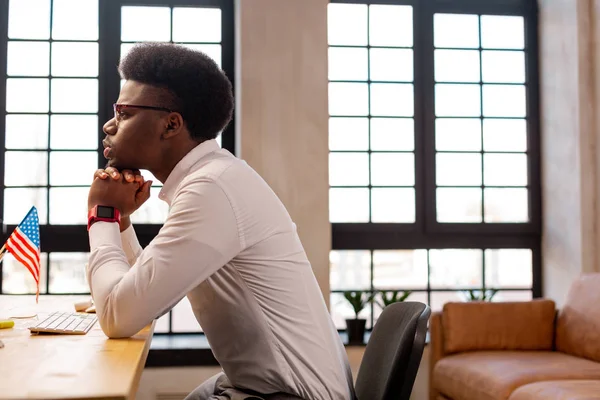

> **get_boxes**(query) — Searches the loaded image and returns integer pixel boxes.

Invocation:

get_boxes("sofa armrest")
[442,299,556,354]
[429,311,444,400]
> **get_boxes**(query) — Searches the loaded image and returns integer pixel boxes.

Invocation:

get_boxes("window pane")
[329,153,369,186]
[49,187,89,224]
[484,188,529,222]
[429,291,464,312]
[330,250,371,291]
[435,84,480,117]
[52,42,98,77]
[6,114,48,149]
[1,253,48,294]
[374,290,428,323]
[179,44,222,67]
[52,0,98,40]
[330,188,369,223]
[172,298,202,332]
[51,115,98,149]
[329,118,369,151]
[373,250,427,289]
[483,119,527,152]
[4,188,48,224]
[6,78,49,112]
[481,15,525,49]
[434,50,480,83]
[49,252,89,293]
[329,47,368,81]
[485,249,532,288]
[370,83,413,117]
[435,118,481,151]
[51,79,98,113]
[121,6,171,42]
[50,151,97,186]
[371,188,415,223]
[7,41,49,76]
[436,188,482,223]
[436,153,482,186]
[369,5,412,47]
[482,51,526,83]
[482,85,526,117]
[130,187,169,224]
[329,83,369,116]
[370,49,413,82]
[330,292,372,329]
[5,151,48,186]
[434,14,479,48]
[370,118,414,151]
[484,153,527,186]
[154,312,170,333]
[492,290,532,302]
[327,4,368,46]
[430,249,483,289]
[172,7,221,43]
[371,153,414,186]
[8,0,50,40]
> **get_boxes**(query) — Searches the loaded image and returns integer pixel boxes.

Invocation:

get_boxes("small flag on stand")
[0,206,41,303]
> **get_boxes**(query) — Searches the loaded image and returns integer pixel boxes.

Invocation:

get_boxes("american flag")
[5,206,41,301]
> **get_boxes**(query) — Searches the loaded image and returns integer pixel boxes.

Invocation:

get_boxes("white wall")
[539,0,600,307]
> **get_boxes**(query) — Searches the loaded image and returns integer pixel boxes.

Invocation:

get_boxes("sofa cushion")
[556,273,600,362]
[509,380,600,400]
[433,351,600,400]
[441,300,556,354]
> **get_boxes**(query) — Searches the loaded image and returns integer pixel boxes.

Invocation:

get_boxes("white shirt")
[87,139,355,400]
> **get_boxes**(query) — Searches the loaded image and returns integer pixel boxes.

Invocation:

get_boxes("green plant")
[462,289,498,302]
[342,291,374,319]
[376,290,412,309]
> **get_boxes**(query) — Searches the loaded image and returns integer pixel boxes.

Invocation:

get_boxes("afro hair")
[119,42,233,141]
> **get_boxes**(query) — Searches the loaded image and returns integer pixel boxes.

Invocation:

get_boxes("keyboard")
[29,311,98,335]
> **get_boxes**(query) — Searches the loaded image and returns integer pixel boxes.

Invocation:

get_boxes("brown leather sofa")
[429,273,600,400]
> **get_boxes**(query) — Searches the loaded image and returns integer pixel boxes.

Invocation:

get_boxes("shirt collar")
[158,139,220,205]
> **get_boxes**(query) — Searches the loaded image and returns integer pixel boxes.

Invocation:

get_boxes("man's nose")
[103,118,117,136]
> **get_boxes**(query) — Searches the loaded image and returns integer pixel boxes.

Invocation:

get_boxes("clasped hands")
[88,167,153,230]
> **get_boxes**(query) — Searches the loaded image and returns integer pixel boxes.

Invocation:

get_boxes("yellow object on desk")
[0,320,14,329]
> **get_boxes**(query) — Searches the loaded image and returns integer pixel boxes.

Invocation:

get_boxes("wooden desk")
[0,295,154,400]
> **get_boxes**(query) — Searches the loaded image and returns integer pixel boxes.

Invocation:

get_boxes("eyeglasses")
[113,103,178,123]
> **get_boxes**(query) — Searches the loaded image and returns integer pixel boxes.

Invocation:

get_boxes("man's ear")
[162,112,184,139]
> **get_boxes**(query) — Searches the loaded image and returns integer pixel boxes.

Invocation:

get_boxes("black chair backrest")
[354,301,431,400]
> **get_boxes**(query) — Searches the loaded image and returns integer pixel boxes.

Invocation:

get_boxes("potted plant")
[375,290,412,310]
[342,290,373,345]
[462,288,498,302]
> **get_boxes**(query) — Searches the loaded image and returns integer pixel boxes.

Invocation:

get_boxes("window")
[328,0,540,329]
[0,0,235,335]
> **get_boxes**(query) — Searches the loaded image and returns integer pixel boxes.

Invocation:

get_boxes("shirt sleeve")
[86,178,242,338]
[120,224,143,266]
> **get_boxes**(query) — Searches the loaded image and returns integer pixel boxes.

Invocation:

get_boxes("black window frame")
[329,0,541,328]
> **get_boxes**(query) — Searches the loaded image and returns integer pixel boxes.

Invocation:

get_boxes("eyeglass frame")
[112,103,182,123]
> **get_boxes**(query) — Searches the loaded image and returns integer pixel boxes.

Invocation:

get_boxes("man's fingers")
[93,169,109,180]
[135,180,153,204]
[120,169,136,183]
[105,167,121,180]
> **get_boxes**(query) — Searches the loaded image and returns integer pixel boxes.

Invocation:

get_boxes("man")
[87,43,354,400]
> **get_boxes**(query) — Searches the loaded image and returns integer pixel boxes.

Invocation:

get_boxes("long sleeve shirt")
[87,139,355,400]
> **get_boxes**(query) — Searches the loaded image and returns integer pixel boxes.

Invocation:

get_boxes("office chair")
[354,301,431,400]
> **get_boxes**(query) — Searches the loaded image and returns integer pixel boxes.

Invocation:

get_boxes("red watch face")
[88,206,120,231]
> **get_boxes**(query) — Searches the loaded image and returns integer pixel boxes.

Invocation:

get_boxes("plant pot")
[345,318,366,345]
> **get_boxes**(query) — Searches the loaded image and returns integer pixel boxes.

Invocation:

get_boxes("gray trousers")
[184,372,304,400]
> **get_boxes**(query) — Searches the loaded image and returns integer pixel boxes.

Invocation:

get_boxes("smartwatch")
[88,205,121,231]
